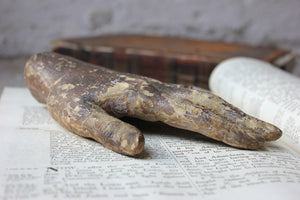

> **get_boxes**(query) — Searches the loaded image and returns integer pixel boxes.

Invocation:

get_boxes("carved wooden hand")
[24,52,282,156]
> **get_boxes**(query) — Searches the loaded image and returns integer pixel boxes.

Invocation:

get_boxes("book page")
[0,87,300,200]
[209,58,300,153]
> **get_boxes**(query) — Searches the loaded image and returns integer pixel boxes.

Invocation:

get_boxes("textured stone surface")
[0,0,300,57]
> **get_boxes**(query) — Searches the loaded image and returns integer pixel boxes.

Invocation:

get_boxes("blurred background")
[0,0,300,92]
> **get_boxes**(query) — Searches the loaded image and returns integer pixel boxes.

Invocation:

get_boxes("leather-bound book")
[51,35,291,89]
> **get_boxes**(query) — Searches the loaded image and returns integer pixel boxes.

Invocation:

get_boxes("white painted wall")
[1,0,300,56]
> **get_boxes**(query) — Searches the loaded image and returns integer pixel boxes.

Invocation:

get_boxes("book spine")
[53,47,214,89]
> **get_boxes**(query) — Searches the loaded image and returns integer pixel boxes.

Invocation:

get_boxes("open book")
[209,57,300,154]
[0,59,300,200]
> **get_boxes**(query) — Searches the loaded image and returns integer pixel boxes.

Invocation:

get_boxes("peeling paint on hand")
[24,52,282,156]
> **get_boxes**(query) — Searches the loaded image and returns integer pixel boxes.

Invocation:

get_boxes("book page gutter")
[0,88,300,200]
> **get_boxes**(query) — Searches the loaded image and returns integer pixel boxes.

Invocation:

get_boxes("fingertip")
[224,127,266,150]
[131,131,145,156]
[263,125,282,141]
[118,127,145,156]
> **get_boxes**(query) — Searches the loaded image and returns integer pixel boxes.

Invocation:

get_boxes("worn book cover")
[51,35,291,89]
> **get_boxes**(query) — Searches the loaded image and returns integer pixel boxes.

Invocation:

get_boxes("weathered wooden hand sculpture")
[24,52,282,156]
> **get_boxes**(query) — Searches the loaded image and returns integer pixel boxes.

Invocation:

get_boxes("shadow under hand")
[121,117,225,159]
[121,117,283,159]
[121,116,220,143]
